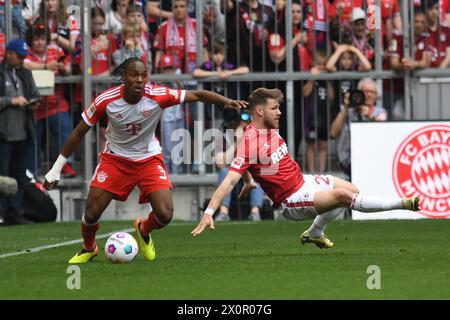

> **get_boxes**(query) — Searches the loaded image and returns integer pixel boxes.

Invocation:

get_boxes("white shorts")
[279,175,334,220]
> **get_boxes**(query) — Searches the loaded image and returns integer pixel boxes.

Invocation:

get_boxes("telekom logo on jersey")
[126,123,142,135]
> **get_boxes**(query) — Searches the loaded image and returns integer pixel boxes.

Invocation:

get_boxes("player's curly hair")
[248,88,284,111]
[111,57,145,80]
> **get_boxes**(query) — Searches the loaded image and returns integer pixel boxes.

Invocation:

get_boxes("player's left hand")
[226,100,248,110]
[191,214,215,237]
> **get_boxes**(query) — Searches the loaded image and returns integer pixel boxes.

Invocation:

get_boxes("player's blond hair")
[248,88,284,111]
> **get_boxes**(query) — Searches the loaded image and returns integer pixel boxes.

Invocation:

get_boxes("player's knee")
[333,188,353,206]
[155,205,173,225]
[349,184,360,194]
[83,209,99,224]
[84,203,103,223]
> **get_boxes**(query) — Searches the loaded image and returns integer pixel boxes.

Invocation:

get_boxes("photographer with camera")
[330,78,387,178]
[0,38,40,225]
[214,108,265,222]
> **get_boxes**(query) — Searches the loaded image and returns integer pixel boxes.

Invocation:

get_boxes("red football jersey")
[428,25,450,67]
[389,32,435,61]
[229,124,305,207]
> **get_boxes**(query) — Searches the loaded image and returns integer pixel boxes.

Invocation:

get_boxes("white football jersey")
[82,83,186,160]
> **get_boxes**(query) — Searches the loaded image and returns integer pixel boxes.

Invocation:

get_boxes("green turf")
[0,219,449,299]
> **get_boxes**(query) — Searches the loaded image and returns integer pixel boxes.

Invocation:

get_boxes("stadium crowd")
[0,0,449,224]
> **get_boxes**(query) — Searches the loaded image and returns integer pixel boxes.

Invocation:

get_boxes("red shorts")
[91,152,172,204]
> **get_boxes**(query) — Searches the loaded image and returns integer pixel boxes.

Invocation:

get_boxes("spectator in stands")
[268,0,311,71]
[389,9,433,119]
[214,108,265,221]
[0,0,27,38]
[80,7,116,77]
[146,0,173,37]
[426,0,450,68]
[202,0,226,44]
[159,54,185,174]
[368,0,402,45]
[193,41,249,99]
[153,0,208,74]
[304,0,329,53]
[24,23,76,178]
[113,23,151,70]
[415,0,450,26]
[193,41,249,133]
[220,0,274,72]
[330,78,387,178]
[328,0,358,28]
[125,1,150,52]
[303,51,335,174]
[329,0,401,42]
[351,8,375,65]
[327,44,371,131]
[0,38,40,225]
[104,0,130,36]
[35,0,79,53]
[326,43,372,72]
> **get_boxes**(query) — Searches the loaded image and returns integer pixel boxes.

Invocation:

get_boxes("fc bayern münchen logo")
[392,124,450,218]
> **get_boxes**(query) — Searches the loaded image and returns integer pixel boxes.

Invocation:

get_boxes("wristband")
[204,208,214,216]
[52,154,68,172]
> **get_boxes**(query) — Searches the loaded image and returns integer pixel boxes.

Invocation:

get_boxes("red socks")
[140,212,166,236]
[81,216,99,252]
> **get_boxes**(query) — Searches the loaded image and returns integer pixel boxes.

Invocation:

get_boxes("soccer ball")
[104,232,138,263]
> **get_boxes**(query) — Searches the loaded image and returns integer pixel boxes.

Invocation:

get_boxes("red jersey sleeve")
[229,136,251,175]
[82,99,107,126]
[148,85,186,109]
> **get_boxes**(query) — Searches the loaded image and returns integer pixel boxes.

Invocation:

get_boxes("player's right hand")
[226,100,248,110]
[191,214,215,237]
[44,170,60,190]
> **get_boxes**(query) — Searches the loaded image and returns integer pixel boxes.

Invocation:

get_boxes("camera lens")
[240,112,251,121]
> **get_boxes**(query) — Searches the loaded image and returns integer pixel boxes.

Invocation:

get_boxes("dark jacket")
[0,63,39,141]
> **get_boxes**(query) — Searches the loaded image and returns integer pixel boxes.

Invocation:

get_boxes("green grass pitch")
[0,219,449,299]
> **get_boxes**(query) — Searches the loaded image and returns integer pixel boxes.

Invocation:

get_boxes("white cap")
[352,8,366,22]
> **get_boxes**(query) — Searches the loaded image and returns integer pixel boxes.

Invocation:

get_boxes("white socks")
[350,194,403,212]
[307,194,404,237]
[308,208,343,238]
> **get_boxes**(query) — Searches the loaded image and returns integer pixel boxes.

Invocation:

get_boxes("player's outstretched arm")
[44,120,91,190]
[184,90,248,110]
[191,170,242,237]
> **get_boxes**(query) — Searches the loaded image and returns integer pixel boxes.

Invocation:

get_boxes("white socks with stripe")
[350,194,403,212]
[307,194,404,237]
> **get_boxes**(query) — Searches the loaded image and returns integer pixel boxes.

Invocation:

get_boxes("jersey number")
[158,165,167,180]
[314,175,330,186]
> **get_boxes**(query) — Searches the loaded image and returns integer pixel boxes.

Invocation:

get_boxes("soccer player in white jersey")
[44,57,247,263]
[191,88,421,248]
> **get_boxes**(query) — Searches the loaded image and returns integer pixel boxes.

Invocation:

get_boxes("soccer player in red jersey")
[44,57,247,263]
[192,88,421,248]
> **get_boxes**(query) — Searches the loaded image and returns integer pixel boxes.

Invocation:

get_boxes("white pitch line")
[0,221,255,260]
[0,228,134,260]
